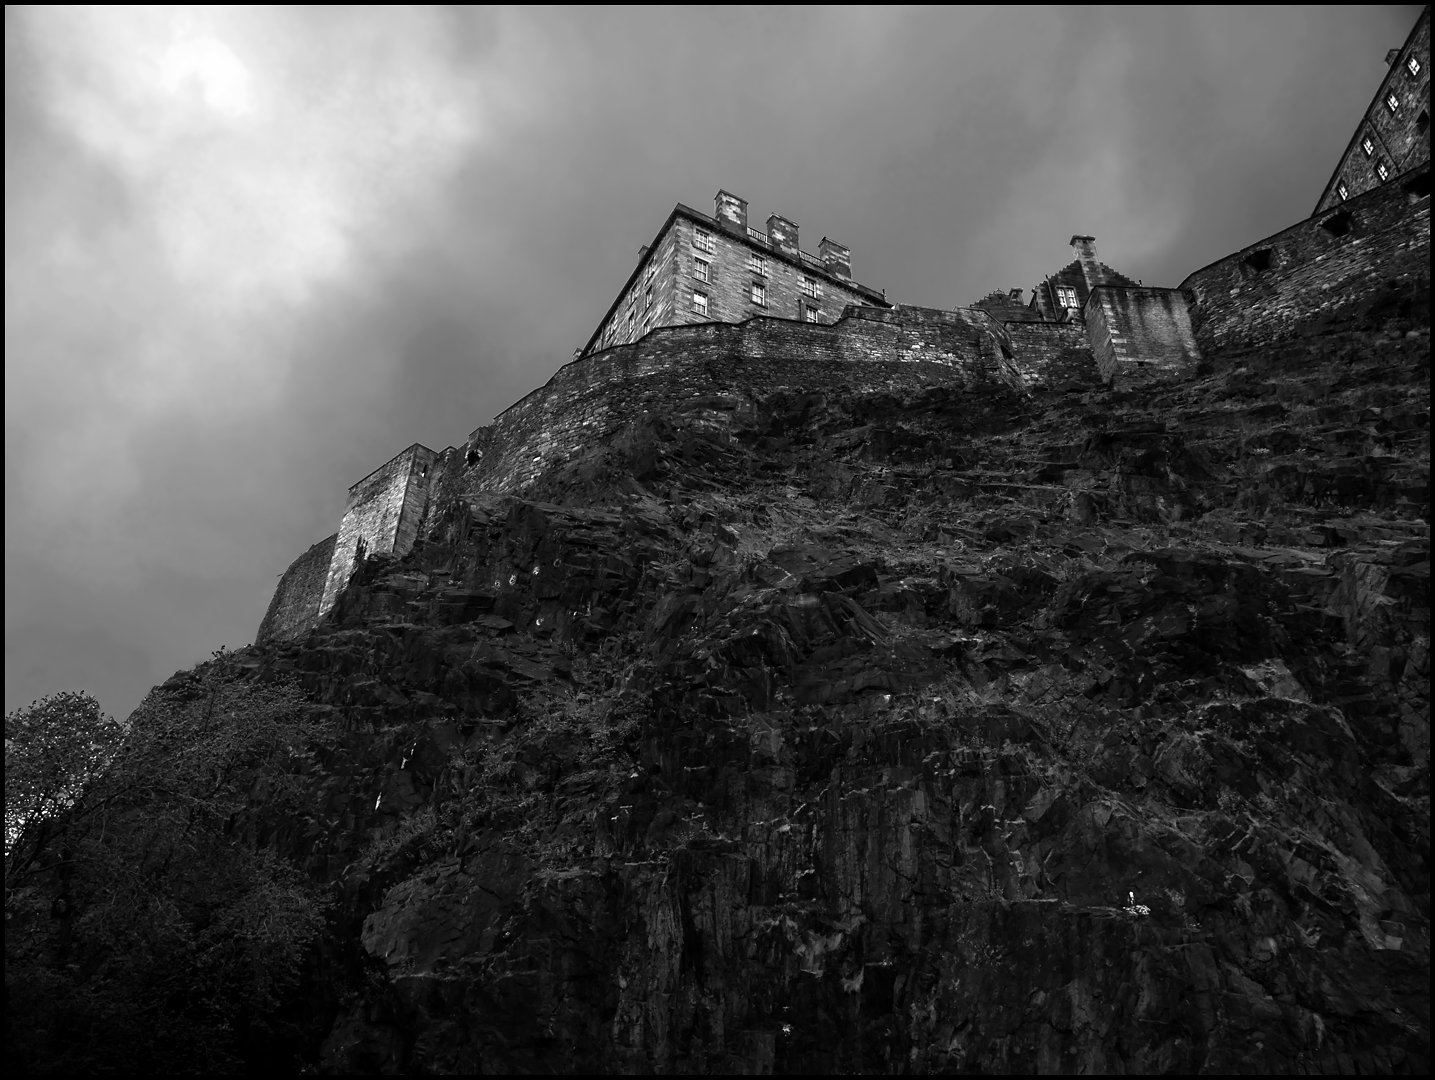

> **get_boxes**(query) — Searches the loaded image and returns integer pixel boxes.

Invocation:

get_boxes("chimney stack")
[818,237,851,280]
[1069,235,1102,291]
[639,244,650,263]
[767,214,799,258]
[715,190,748,236]
[1008,288,1023,302]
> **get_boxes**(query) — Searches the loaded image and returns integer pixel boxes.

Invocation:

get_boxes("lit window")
[748,253,766,276]
[1338,182,1350,201]
[693,258,709,283]
[1376,159,1389,182]
[801,276,819,299]
[1056,285,1079,309]
[1362,135,1375,157]
[693,228,715,254]
[692,290,708,316]
[751,281,766,306]
[805,307,819,323]
[1408,55,1422,77]
[1386,92,1400,113]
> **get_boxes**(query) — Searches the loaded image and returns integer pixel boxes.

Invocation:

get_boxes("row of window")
[690,289,821,322]
[691,229,825,295]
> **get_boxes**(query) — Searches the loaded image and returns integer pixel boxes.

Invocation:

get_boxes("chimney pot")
[818,236,851,280]
[1069,234,1102,291]
[767,214,799,258]
[714,190,748,235]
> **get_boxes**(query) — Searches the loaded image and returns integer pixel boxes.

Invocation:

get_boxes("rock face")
[228,278,1431,1073]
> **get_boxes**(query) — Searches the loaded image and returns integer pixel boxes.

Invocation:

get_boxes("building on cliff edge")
[257,6,1432,646]
[579,190,893,358]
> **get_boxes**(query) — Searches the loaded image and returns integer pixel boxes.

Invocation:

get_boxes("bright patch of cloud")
[6,5,492,577]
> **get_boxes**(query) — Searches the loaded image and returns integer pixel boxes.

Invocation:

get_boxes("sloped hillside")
[218,278,1430,1072]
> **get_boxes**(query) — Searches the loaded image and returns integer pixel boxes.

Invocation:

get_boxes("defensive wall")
[1181,163,1430,355]
[256,533,337,645]
[318,444,441,618]
[459,304,1025,497]
[997,321,1099,388]
[256,165,1431,645]
[1083,286,1201,382]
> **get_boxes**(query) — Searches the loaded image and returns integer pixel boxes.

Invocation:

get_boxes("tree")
[5,651,330,1074]
[4,691,125,876]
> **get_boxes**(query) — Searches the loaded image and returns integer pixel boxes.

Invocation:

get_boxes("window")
[693,258,710,283]
[751,281,766,306]
[1337,182,1350,201]
[645,286,654,310]
[1056,285,1079,309]
[1418,109,1430,137]
[805,307,819,323]
[801,276,820,299]
[1386,92,1400,113]
[1362,134,1375,157]
[692,290,708,316]
[693,228,715,254]
[645,260,657,284]
[748,253,766,276]
[1375,158,1390,182]
[1408,54,1422,77]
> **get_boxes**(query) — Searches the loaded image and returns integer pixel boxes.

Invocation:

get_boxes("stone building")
[1314,4,1429,214]
[973,234,1200,385]
[579,190,891,357]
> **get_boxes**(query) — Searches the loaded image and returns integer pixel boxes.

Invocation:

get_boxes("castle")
[257,6,1430,646]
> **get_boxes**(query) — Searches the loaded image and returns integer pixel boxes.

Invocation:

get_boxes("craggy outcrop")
[220,280,1429,1072]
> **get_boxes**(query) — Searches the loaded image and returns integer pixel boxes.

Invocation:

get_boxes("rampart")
[1084,286,1200,381]
[255,533,337,644]
[459,305,1025,496]
[1181,164,1431,354]
[998,321,1098,388]
[319,444,440,617]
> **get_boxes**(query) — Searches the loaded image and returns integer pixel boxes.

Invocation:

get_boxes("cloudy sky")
[5,5,1423,721]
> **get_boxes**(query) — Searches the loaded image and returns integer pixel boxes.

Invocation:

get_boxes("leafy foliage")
[4,651,329,1074]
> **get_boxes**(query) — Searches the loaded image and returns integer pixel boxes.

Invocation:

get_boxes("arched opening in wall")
[1403,173,1431,203]
[1319,210,1354,237]
[465,447,483,468]
[1241,248,1274,276]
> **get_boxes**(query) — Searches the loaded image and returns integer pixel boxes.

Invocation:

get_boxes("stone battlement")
[259,120,1431,649]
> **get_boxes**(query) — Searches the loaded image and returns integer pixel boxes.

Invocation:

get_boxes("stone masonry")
[1314,5,1430,214]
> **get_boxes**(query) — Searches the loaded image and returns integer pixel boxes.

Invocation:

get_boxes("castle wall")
[255,532,337,643]
[1182,164,1431,355]
[319,444,439,616]
[1084,286,1200,382]
[461,305,1023,497]
[1000,321,1098,387]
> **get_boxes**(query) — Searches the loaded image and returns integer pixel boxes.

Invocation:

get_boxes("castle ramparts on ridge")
[257,9,1431,647]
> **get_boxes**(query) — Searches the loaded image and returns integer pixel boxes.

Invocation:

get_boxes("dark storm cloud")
[5,5,1423,719]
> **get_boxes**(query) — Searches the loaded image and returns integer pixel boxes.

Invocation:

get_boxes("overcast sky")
[5,5,1424,721]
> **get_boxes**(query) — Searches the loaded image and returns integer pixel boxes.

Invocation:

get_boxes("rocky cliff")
[208,275,1432,1072]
